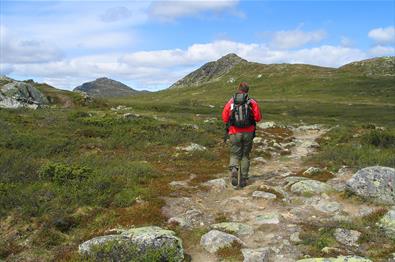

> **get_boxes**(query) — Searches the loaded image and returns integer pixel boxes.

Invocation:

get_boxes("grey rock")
[255,213,280,225]
[242,248,270,262]
[334,228,361,246]
[0,81,48,109]
[290,232,302,243]
[252,191,277,200]
[176,143,207,152]
[79,226,183,261]
[303,167,322,176]
[168,209,203,228]
[200,230,245,253]
[313,200,342,214]
[291,180,332,195]
[346,166,395,205]
[210,222,254,236]
[203,178,227,190]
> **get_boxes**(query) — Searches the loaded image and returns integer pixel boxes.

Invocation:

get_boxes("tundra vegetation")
[0,56,394,261]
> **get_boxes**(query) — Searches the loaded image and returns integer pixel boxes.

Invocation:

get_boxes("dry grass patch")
[216,241,244,261]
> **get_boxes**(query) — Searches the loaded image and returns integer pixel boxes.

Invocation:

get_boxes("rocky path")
[162,124,391,261]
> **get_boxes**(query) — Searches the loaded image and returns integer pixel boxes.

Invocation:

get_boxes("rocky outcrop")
[0,81,49,109]
[338,56,395,76]
[79,226,184,261]
[346,166,395,205]
[169,53,247,88]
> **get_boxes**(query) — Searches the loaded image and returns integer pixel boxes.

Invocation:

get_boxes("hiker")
[222,82,262,188]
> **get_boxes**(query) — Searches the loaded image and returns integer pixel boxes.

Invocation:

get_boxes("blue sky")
[1,0,394,91]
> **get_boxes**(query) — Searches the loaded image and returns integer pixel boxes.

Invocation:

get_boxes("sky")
[0,0,394,91]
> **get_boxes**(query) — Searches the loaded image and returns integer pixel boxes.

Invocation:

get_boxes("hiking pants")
[229,132,254,178]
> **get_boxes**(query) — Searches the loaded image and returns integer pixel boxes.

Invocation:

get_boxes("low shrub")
[39,162,93,184]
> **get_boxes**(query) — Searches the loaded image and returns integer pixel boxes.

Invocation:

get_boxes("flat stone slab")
[291,179,332,195]
[210,222,254,236]
[252,191,277,200]
[255,213,280,225]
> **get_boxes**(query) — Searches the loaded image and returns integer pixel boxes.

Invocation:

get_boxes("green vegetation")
[1,57,394,260]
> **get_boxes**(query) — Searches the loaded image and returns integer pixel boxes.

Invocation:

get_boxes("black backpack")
[229,93,255,128]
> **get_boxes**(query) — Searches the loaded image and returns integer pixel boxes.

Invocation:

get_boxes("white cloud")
[0,25,63,64]
[368,26,395,45]
[2,40,371,91]
[148,0,240,20]
[369,45,395,56]
[270,29,327,49]
[340,36,353,47]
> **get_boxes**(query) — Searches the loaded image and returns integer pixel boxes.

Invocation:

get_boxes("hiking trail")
[162,124,379,261]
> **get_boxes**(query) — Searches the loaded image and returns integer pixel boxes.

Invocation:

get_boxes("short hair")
[238,82,249,92]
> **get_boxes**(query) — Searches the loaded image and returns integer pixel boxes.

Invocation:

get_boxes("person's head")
[238,82,249,93]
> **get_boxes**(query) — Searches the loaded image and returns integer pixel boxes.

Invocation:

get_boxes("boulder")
[297,256,372,262]
[334,228,361,246]
[242,248,270,262]
[79,226,183,261]
[210,222,253,236]
[291,180,332,195]
[377,207,395,239]
[346,166,395,205]
[0,81,49,109]
[200,230,245,254]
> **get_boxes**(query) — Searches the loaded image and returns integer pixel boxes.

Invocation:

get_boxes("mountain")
[169,53,247,89]
[74,77,139,97]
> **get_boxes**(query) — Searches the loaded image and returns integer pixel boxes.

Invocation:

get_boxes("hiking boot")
[230,167,238,187]
[239,177,248,188]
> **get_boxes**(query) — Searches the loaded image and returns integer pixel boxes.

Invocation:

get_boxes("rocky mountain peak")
[169,53,248,89]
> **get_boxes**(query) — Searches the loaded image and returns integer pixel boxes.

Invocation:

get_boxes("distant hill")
[74,77,139,97]
[169,55,395,90]
[338,56,395,76]
[169,53,247,89]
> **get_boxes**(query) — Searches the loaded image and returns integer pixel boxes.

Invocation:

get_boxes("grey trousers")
[229,132,254,178]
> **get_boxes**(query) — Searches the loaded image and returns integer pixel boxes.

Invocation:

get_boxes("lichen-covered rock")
[0,81,49,109]
[346,166,395,205]
[377,207,395,239]
[297,256,372,262]
[334,228,361,246]
[291,180,332,195]
[200,230,245,253]
[210,222,253,236]
[79,226,184,261]
[242,248,270,262]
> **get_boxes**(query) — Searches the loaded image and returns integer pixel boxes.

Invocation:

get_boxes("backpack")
[229,93,255,128]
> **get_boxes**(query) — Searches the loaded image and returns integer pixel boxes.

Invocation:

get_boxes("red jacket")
[222,95,262,134]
